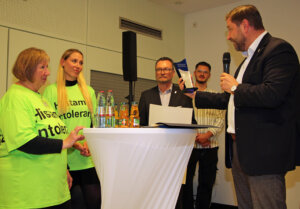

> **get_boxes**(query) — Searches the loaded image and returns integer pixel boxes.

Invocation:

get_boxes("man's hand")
[195,131,213,147]
[220,73,239,93]
[178,78,196,99]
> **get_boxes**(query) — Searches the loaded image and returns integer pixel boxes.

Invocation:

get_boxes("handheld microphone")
[223,52,231,74]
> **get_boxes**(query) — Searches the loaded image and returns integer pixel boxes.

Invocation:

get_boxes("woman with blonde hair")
[0,47,85,209]
[43,49,100,209]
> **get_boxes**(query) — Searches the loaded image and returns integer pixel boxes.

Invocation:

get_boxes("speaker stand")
[125,81,134,113]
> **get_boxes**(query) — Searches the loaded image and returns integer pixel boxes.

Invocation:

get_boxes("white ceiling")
[149,0,240,14]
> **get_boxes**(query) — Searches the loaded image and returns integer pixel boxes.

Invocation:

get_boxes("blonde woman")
[43,49,100,209]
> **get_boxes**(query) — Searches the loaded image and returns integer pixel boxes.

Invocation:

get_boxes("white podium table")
[83,128,196,209]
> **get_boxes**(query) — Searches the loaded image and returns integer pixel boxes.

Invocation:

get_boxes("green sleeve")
[1,99,37,152]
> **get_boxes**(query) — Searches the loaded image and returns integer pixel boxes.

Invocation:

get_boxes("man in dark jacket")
[180,5,300,209]
[139,57,195,209]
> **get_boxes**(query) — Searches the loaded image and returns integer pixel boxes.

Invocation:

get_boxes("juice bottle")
[119,102,129,128]
[129,101,140,128]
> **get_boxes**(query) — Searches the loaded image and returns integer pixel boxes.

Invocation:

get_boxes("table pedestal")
[84,128,196,209]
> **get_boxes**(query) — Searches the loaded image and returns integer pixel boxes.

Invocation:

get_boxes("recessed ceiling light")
[174,1,183,5]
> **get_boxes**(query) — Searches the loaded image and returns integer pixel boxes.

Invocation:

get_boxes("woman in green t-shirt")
[43,49,100,209]
[0,47,85,209]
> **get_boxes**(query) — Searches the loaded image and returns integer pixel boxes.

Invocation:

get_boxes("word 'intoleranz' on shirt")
[59,110,91,120]
[38,123,68,138]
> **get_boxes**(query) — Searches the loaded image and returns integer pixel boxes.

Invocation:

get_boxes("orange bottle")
[129,101,140,128]
[119,102,129,128]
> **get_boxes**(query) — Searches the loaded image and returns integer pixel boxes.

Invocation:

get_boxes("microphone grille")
[223,52,231,63]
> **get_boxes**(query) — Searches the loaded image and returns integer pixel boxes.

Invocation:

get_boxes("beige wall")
[0,26,8,97]
[1,0,300,207]
[185,0,300,208]
[0,0,184,97]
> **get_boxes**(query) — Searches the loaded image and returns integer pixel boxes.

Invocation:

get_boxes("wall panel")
[0,26,8,97]
[87,0,184,61]
[86,46,156,81]
[0,0,87,43]
[8,29,86,92]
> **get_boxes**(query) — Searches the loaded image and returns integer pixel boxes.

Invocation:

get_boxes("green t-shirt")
[43,83,96,171]
[0,84,70,209]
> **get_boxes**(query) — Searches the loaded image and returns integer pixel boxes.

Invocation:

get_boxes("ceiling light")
[174,1,183,5]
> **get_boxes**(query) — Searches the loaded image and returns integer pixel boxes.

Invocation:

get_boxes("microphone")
[223,52,231,74]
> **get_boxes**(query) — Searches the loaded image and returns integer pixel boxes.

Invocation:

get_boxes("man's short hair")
[155,57,174,70]
[226,5,265,30]
[195,61,211,71]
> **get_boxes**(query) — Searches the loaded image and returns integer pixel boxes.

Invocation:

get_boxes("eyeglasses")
[155,68,173,73]
[195,70,210,74]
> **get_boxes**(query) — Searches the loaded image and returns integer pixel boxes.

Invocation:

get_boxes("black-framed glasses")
[155,68,172,73]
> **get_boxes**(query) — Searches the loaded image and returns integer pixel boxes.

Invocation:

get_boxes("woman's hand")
[67,170,73,189]
[62,126,85,150]
[73,141,91,157]
[82,142,91,156]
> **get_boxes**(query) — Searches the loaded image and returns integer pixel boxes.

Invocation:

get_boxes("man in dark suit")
[180,5,300,209]
[139,57,195,209]
[139,57,195,127]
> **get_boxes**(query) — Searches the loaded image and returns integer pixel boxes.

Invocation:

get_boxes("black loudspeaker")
[122,31,137,81]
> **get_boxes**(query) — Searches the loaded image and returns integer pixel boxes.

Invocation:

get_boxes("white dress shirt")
[159,84,172,106]
[227,31,268,134]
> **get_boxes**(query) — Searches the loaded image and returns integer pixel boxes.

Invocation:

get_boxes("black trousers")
[40,200,71,209]
[70,167,101,209]
[175,185,184,209]
[183,147,218,209]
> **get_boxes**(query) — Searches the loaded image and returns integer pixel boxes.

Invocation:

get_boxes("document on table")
[149,104,193,126]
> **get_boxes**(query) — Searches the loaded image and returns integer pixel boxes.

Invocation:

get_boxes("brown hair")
[12,47,49,82]
[226,5,265,30]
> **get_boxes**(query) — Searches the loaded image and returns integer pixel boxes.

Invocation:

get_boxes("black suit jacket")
[194,33,300,175]
[139,84,196,126]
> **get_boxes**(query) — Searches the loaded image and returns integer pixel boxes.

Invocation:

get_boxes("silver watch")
[231,85,237,93]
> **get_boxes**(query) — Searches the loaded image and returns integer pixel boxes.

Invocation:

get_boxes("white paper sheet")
[149,104,193,126]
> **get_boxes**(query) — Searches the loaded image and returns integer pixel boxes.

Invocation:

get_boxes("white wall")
[0,26,8,97]
[185,0,300,208]
[0,0,185,96]
[1,0,300,207]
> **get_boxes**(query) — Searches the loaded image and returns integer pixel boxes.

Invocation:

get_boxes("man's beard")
[196,79,207,84]
[232,35,246,51]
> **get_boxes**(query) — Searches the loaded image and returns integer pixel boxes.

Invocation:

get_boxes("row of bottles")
[95,90,140,128]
